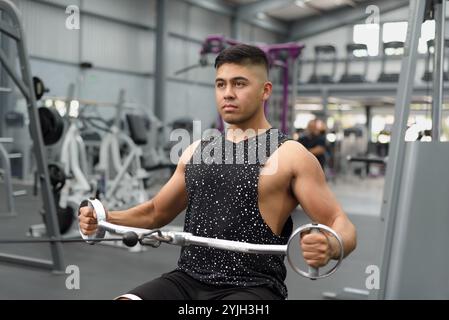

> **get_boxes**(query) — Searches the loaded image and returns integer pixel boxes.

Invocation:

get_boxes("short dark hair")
[214,44,269,75]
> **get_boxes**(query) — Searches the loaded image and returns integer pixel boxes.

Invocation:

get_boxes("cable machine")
[379,0,449,299]
[0,0,64,271]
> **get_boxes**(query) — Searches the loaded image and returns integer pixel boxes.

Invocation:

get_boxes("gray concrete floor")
[0,176,385,300]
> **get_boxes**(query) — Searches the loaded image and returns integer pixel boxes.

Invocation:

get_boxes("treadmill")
[340,43,369,83]
[422,38,449,82]
[308,45,337,84]
[377,41,404,83]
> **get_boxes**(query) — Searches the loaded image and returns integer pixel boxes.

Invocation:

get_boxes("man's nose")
[223,86,235,99]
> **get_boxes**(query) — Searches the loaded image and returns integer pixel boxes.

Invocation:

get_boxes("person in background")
[297,119,327,169]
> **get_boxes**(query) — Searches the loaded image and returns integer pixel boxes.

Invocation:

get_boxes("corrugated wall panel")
[170,39,211,82]
[81,70,153,110]
[30,59,79,97]
[239,23,281,44]
[189,5,231,40]
[185,41,205,81]
[15,0,79,62]
[36,0,81,7]
[239,22,254,43]
[167,0,189,34]
[82,16,153,73]
[165,82,216,127]
[253,27,281,44]
[167,36,189,78]
[83,0,156,28]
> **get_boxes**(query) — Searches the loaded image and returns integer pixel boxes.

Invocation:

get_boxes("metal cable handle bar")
[81,199,344,280]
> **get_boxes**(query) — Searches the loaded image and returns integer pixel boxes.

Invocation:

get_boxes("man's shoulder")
[279,140,310,158]
[178,139,203,166]
[278,140,321,172]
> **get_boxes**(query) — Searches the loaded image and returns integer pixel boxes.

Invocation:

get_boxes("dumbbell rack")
[0,0,65,272]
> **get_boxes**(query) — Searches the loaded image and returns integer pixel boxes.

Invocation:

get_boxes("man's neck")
[226,121,272,143]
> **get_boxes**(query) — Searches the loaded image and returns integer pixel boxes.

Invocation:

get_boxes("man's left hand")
[300,231,335,268]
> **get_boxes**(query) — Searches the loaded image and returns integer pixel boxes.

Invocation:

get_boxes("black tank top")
[177,128,293,298]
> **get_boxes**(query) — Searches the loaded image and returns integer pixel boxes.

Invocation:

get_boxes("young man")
[79,44,357,300]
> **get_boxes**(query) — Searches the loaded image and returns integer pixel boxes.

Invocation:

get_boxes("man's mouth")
[223,104,238,111]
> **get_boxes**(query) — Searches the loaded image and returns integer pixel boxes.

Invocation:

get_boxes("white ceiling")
[225,0,260,5]
[224,0,370,22]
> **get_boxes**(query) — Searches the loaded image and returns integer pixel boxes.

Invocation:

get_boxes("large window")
[381,20,435,54]
[353,24,380,56]
[353,20,436,57]
[419,20,435,54]
[382,21,408,42]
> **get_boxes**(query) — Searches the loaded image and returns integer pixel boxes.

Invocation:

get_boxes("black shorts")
[119,269,284,300]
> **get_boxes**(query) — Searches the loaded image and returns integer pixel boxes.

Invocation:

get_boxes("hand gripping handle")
[287,223,344,280]
[79,198,106,244]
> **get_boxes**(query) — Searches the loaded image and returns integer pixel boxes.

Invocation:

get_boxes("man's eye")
[235,82,245,87]
[216,82,225,88]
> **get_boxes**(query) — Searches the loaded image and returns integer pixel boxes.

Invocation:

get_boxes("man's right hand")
[78,205,99,236]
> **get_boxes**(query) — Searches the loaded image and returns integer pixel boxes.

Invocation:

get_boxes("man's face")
[307,120,316,135]
[215,63,271,125]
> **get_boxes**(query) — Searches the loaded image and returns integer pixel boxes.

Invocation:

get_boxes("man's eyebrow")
[232,77,249,82]
[215,77,249,83]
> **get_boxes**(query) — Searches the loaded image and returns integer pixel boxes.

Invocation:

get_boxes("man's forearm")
[107,200,156,229]
[309,146,326,156]
[329,215,357,259]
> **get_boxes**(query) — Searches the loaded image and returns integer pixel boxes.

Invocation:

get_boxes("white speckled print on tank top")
[177,128,293,299]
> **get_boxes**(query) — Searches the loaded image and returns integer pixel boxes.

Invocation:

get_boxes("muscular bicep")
[151,140,200,227]
[292,151,342,225]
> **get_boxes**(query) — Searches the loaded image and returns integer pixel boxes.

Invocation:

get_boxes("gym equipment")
[126,113,149,146]
[378,0,449,299]
[339,43,369,83]
[0,137,26,216]
[51,103,92,233]
[126,110,174,173]
[173,35,239,77]
[47,163,66,192]
[377,41,404,83]
[347,155,387,178]
[338,126,369,178]
[346,155,386,165]
[422,39,449,82]
[32,76,49,101]
[320,0,449,300]
[264,42,302,135]
[95,90,148,209]
[0,0,65,271]
[175,35,304,134]
[80,199,345,280]
[29,84,93,237]
[40,163,75,234]
[308,45,337,84]
[37,106,64,145]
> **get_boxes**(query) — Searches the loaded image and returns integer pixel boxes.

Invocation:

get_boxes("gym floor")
[0,177,384,300]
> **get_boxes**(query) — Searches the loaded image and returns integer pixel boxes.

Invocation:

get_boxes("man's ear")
[262,81,272,101]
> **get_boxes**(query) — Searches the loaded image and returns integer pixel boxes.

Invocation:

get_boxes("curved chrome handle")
[286,223,344,280]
